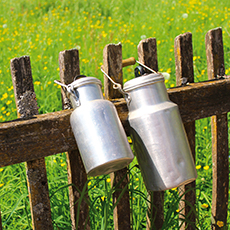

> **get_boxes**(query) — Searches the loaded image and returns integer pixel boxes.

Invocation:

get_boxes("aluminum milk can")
[123,73,197,191]
[57,76,134,177]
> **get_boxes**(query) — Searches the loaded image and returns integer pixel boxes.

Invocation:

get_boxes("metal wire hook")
[100,67,131,105]
[54,80,80,107]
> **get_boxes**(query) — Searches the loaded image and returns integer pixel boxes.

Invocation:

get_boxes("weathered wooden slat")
[137,37,158,73]
[59,49,90,230]
[205,27,229,230]
[169,78,230,122]
[137,37,164,230]
[103,43,131,230]
[103,43,123,99]
[175,32,194,85]
[0,109,75,167]
[175,32,196,230]
[10,56,53,230]
[0,78,230,168]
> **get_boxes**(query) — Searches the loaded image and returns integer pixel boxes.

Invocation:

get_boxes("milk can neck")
[68,77,103,109]
[123,73,169,109]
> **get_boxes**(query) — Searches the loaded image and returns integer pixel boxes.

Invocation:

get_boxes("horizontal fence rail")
[0,78,229,168]
[0,27,229,230]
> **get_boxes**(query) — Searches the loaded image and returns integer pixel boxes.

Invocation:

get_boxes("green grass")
[0,0,230,229]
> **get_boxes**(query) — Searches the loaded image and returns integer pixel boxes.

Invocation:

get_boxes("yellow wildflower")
[201,203,208,208]
[60,163,65,167]
[216,220,224,228]
[196,165,201,170]
[0,168,3,172]
[203,165,209,170]
[1,93,8,100]
[0,183,4,187]
[34,81,41,85]
[88,181,92,186]
[106,178,111,183]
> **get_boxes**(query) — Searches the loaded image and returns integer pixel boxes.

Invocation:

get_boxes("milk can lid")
[69,76,102,89]
[123,73,164,92]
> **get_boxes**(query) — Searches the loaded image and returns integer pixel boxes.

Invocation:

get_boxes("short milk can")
[55,76,134,177]
[123,73,197,191]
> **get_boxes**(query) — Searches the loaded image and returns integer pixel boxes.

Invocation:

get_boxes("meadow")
[0,0,230,229]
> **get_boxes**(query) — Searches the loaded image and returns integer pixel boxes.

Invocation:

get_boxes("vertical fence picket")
[174,32,196,229]
[103,43,123,99]
[59,49,90,230]
[137,38,164,230]
[10,56,53,230]
[205,27,229,230]
[103,43,131,230]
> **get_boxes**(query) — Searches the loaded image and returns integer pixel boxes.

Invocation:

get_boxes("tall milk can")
[123,73,197,191]
[56,76,134,177]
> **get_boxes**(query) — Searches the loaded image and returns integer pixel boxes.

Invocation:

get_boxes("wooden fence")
[0,27,229,229]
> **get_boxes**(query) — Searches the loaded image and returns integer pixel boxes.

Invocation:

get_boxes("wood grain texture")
[137,37,158,72]
[0,78,230,168]
[206,27,229,230]
[174,32,194,85]
[175,32,196,230]
[169,78,230,122]
[59,49,90,230]
[10,56,53,230]
[59,49,80,110]
[103,43,123,99]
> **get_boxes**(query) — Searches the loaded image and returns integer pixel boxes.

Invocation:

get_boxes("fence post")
[103,43,123,99]
[205,27,229,230]
[103,43,132,230]
[59,49,90,230]
[10,56,53,230]
[137,38,164,230]
[174,32,196,229]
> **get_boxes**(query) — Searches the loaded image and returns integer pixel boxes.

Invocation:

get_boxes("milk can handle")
[100,67,131,105]
[54,80,81,107]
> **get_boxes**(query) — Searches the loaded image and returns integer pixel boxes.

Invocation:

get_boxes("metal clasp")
[54,80,81,107]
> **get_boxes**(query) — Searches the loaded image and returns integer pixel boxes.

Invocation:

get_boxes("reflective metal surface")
[69,77,134,177]
[124,73,197,191]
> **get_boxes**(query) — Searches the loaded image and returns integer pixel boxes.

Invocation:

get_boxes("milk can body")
[68,77,134,177]
[124,73,197,191]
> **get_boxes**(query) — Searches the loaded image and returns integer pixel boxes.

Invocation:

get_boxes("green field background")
[0,0,230,229]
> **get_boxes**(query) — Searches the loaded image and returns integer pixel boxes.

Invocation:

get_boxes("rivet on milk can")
[54,75,134,177]
[101,59,197,191]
